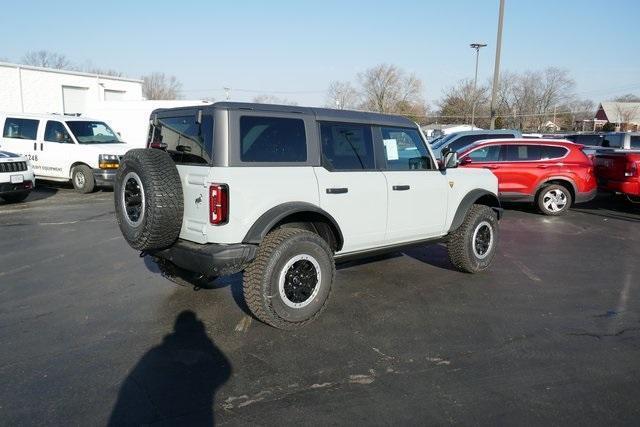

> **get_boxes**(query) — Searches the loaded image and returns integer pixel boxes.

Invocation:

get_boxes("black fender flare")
[243,202,344,251]
[449,189,501,232]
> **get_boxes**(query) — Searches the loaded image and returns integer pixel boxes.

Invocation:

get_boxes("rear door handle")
[33,142,37,150]
[537,164,550,169]
[483,165,498,170]
[392,185,410,191]
[326,187,348,194]
[40,143,43,151]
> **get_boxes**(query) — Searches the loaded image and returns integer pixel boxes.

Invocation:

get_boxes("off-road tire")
[536,184,572,216]
[72,165,95,193]
[243,228,335,330]
[114,149,183,251]
[447,204,498,273]
[1,191,30,203]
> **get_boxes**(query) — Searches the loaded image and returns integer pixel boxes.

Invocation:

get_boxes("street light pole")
[470,43,487,128]
[489,0,505,130]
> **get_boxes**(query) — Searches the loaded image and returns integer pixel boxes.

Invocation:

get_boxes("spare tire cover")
[114,149,184,251]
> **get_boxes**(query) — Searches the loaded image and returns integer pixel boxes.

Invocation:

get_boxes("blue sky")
[1,0,639,107]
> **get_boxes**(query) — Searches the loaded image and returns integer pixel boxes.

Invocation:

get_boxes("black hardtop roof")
[151,101,416,128]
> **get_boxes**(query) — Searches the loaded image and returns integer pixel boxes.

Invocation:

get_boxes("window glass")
[148,114,213,164]
[448,134,513,153]
[630,136,640,148]
[603,134,623,148]
[45,121,73,143]
[381,127,432,170]
[504,145,543,161]
[66,121,120,144]
[3,118,39,140]
[540,146,568,159]
[573,134,603,146]
[240,116,306,162]
[467,145,501,162]
[320,122,374,170]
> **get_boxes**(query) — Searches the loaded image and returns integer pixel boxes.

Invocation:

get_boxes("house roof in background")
[599,101,640,124]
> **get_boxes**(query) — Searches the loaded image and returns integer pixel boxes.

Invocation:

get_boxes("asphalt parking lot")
[1,185,639,425]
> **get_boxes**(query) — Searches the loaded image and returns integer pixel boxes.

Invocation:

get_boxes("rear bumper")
[0,180,34,195]
[575,187,598,203]
[92,169,116,187]
[150,239,258,277]
[598,179,640,197]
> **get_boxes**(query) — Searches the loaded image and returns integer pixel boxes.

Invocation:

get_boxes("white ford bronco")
[114,102,502,329]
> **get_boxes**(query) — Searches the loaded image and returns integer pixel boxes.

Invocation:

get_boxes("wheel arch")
[243,202,344,252]
[535,177,577,201]
[449,189,501,233]
[69,161,91,179]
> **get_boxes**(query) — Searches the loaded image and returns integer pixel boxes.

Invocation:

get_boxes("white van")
[0,113,129,193]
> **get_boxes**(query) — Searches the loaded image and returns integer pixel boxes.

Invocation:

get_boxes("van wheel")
[72,165,95,193]
[537,184,572,215]
[447,204,498,273]
[243,228,335,330]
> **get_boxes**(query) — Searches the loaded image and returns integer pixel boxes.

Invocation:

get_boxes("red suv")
[458,139,597,215]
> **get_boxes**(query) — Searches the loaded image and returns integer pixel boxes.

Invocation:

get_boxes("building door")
[62,86,88,115]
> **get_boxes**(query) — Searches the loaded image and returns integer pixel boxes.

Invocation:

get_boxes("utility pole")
[470,43,487,128]
[489,0,505,130]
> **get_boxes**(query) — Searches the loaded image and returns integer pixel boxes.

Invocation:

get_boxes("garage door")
[104,89,125,101]
[62,86,88,115]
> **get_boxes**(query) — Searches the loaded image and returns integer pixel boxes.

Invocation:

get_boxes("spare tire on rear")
[114,149,184,251]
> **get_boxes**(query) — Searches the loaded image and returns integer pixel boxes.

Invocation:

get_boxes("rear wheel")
[243,228,335,330]
[72,165,95,193]
[537,184,572,216]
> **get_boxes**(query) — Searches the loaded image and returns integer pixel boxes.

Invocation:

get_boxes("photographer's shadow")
[109,311,231,426]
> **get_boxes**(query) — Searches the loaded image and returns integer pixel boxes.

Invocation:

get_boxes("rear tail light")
[209,184,229,225]
[625,161,638,178]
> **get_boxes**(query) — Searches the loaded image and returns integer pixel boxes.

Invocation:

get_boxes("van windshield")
[67,121,121,144]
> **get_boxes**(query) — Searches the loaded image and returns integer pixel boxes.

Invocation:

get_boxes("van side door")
[38,121,78,179]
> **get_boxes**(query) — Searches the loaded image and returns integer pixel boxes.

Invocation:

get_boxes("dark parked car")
[431,130,522,157]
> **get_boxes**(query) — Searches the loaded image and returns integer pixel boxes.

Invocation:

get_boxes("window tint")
[45,121,73,143]
[148,114,213,164]
[320,122,375,170]
[504,145,542,161]
[603,134,623,148]
[240,116,306,162]
[3,118,39,140]
[540,146,568,159]
[630,136,640,148]
[573,134,603,146]
[381,127,433,170]
[448,134,513,152]
[467,145,501,162]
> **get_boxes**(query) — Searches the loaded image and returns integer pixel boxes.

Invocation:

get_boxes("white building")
[0,61,143,116]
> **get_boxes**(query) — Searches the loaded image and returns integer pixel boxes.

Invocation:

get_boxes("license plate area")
[10,174,24,184]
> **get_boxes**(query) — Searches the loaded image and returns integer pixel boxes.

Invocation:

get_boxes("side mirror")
[439,147,459,170]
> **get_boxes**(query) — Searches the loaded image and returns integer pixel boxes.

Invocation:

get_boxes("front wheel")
[72,165,96,193]
[243,228,335,330]
[447,204,499,273]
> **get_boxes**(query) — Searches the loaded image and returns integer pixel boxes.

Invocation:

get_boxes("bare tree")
[358,64,426,116]
[437,79,489,125]
[21,50,75,70]
[325,81,360,109]
[142,73,182,100]
[614,93,640,102]
[86,67,124,77]
[252,95,298,105]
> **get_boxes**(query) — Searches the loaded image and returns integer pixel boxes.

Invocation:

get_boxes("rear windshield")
[148,113,213,165]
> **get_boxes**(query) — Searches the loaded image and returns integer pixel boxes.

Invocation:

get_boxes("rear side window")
[149,114,213,164]
[240,116,306,162]
[381,127,433,170]
[320,122,375,170]
[541,146,568,159]
[603,134,623,148]
[504,145,567,161]
[630,136,640,148]
[3,118,39,140]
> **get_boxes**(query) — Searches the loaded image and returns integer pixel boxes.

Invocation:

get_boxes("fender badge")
[195,195,203,204]
[449,181,455,188]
